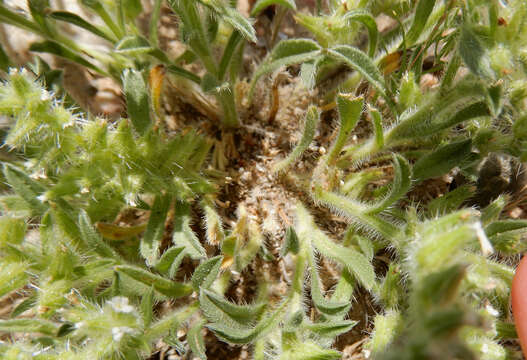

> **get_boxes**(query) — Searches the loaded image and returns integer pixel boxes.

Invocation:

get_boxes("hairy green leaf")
[251,0,297,16]
[200,289,266,327]
[343,10,378,57]
[279,341,342,360]
[406,0,436,45]
[123,68,152,135]
[79,210,120,260]
[413,139,473,181]
[327,94,363,165]
[192,255,223,291]
[141,286,155,327]
[140,195,171,266]
[206,298,287,344]
[155,246,186,277]
[296,204,376,290]
[250,39,321,99]
[115,265,192,298]
[49,11,116,42]
[3,164,48,216]
[188,320,207,360]
[366,155,412,214]
[29,40,106,75]
[0,319,58,336]
[282,226,300,256]
[173,202,206,259]
[459,25,493,78]
[305,319,358,338]
[328,45,388,102]
[274,106,320,172]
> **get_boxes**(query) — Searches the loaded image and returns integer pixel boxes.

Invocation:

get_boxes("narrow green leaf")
[223,6,256,43]
[155,246,186,277]
[300,59,319,89]
[116,35,152,54]
[0,42,11,72]
[0,262,28,298]
[166,64,202,84]
[440,54,461,92]
[386,96,489,143]
[0,319,57,336]
[413,139,472,181]
[327,94,363,165]
[144,303,199,342]
[201,199,225,245]
[366,154,412,214]
[305,319,357,338]
[343,10,378,57]
[197,0,256,42]
[200,289,266,327]
[280,341,342,360]
[310,262,351,316]
[281,226,300,256]
[417,264,467,306]
[112,271,122,297]
[79,210,120,260]
[481,195,507,225]
[123,68,152,135]
[140,194,171,266]
[218,31,242,80]
[81,0,123,38]
[296,204,376,290]
[0,217,26,248]
[49,11,116,42]
[251,0,297,16]
[141,286,155,327]
[274,106,320,172]
[331,268,355,303]
[29,40,106,75]
[192,255,223,291]
[369,311,402,355]
[485,220,527,237]
[0,195,33,218]
[311,232,376,291]
[406,0,436,45]
[3,163,47,216]
[50,203,86,248]
[206,298,287,344]
[149,0,163,46]
[459,25,493,78]
[115,265,193,298]
[357,235,375,261]
[0,4,41,32]
[378,263,403,309]
[172,202,206,259]
[201,72,221,93]
[10,296,37,318]
[328,45,388,101]
[312,187,399,241]
[121,0,143,20]
[250,39,321,99]
[236,222,264,271]
[369,105,384,149]
[188,320,207,360]
[56,322,76,338]
[427,184,474,216]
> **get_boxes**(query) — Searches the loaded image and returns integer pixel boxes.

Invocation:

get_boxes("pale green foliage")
[0,0,527,359]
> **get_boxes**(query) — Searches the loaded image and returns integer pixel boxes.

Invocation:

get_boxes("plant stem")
[150,0,163,47]
[216,86,239,128]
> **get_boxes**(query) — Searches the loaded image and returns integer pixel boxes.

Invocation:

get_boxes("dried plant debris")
[0,0,527,360]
